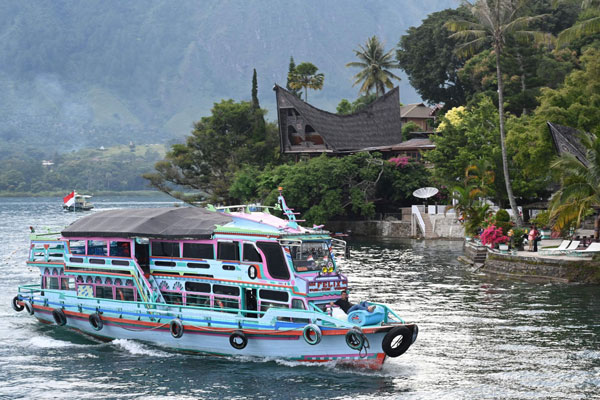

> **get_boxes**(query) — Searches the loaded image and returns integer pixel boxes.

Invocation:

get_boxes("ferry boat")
[63,191,94,212]
[12,190,417,369]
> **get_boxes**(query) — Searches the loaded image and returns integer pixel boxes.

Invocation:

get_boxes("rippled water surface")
[1,196,599,399]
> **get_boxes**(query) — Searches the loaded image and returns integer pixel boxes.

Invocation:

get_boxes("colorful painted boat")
[13,190,417,369]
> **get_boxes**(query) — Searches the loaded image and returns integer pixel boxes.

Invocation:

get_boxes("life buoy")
[302,324,322,345]
[345,327,365,350]
[52,308,67,326]
[89,313,103,331]
[170,318,184,339]
[229,330,248,350]
[248,265,258,280]
[12,296,24,312]
[381,326,413,357]
[24,300,34,315]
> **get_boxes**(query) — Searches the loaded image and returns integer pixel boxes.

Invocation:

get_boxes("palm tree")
[445,0,551,227]
[346,36,401,97]
[287,62,324,102]
[549,132,600,240]
[557,0,600,47]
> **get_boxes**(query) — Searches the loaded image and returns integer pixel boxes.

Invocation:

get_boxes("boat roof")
[61,207,233,239]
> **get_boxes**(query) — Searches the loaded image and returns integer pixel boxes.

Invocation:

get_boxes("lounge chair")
[562,240,581,254]
[573,242,600,257]
[538,240,571,255]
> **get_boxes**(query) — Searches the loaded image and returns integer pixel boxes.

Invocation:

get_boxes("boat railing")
[17,285,357,329]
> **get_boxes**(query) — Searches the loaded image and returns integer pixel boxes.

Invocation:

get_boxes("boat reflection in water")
[13,189,417,369]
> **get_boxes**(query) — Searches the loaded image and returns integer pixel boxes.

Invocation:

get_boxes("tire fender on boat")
[229,330,248,350]
[345,327,365,350]
[89,312,103,331]
[381,325,414,357]
[12,296,24,312]
[302,324,322,345]
[170,318,184,339]
[24,300,34,315]
[52,308,67,326]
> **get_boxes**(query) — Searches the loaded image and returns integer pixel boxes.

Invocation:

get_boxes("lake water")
[1,196,599,399]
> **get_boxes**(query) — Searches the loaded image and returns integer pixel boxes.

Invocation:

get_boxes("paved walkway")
[498,239,595,261]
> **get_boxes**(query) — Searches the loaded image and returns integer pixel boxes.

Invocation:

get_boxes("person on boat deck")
[330,289,375,314]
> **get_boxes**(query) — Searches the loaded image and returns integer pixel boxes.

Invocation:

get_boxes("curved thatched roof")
[274,85,402,153]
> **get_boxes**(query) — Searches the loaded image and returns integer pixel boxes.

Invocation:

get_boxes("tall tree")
[251,69,260,110]
[286,56,302,98]
[557,0,600,46]
[397,7,474,108]
[445,0,551,226]
[287,62,324,102]
[346,36,401,97]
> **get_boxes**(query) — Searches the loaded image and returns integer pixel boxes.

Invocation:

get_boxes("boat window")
[260,301,288,312]
[46,277,59,290]
[116,287,135,302]
[152,241,180,258]
[110,241,131,257]
[243,243,262,262]
[186,293,210,307]
[256,242,290,280]
[259,289,289,303]
[217,242,240,261]
[69,240,86,255]
[292,299,306,310]
[162,292,183,305]
[95,285,114,299]
[214,297,239,313]
[213,284,240,296]
[61,277,75,291]
[185,282,210,293]
[183,243,214,260]
[87,240,107,256]
[289,241,331,272]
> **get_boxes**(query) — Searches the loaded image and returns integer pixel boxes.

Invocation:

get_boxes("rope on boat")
[118,321,171,332]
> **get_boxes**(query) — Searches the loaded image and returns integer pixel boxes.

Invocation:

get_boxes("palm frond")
[558,16,600,46]
[445,19,484,33]
[455,36,488,58]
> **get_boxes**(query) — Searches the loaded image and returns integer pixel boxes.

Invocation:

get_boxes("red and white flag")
[63,191,75,207]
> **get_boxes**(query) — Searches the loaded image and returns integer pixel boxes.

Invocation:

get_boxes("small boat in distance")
[63,191,94,212]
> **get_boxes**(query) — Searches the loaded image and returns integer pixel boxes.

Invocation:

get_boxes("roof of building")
[274,85,402,153]
[400,103,436,119]
[547,122,590,168]
[62,207,233,239]
[364,138,435,152]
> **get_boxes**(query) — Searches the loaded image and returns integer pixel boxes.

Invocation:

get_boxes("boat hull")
[27,302,408,370]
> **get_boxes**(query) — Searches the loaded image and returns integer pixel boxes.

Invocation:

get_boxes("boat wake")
[112,339,173,357]
[27,336,90,349]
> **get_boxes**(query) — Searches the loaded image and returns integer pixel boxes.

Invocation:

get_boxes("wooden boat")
[13,189,417,369]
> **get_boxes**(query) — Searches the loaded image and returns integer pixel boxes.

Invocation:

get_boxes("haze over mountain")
[0,0,455,158]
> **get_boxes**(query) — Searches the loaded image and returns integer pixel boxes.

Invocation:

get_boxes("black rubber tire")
[89,313,103,331]
[345,328,365,350]
[382,326,412,357]
[12,296,24,312]
[170,318,184,339]
[24,300,34,315]
[303,324,322,345]
[229,330,248,350]
[52,308,67,326]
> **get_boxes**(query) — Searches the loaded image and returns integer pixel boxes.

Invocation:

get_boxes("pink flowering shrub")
[388,156,409,168]
[480,224,509,246]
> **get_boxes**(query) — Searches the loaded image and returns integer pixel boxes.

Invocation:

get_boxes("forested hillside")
[0,0,454,160]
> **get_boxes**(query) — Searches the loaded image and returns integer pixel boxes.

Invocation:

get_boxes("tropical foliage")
[287,62,325,102]
[346,36,401,97]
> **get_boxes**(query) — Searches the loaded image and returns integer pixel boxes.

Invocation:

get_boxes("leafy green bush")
[531,210,550,228]
[494,209,512,235]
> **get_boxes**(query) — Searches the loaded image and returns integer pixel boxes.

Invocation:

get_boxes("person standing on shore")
[528,225,538,252]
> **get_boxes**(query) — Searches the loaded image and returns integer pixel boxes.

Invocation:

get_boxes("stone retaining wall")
[325,220,412,237]
[482,253,600,283]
